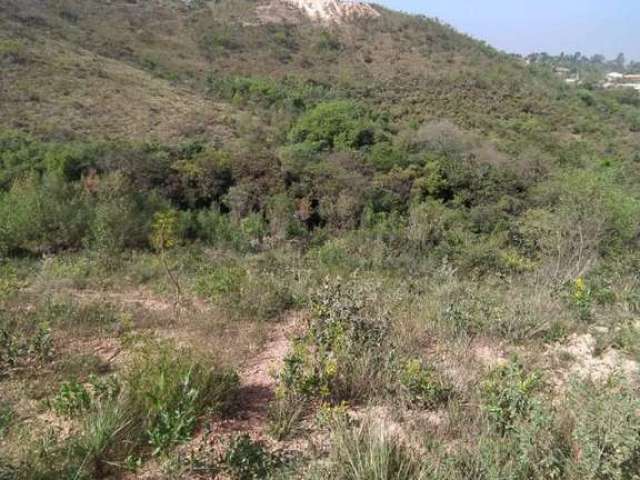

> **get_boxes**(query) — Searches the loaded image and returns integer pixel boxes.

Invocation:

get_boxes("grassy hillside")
[1,1,640,479]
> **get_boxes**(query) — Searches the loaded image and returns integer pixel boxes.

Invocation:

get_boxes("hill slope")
[2,0,631,143]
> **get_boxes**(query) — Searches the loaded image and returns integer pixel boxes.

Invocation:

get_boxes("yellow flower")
[324,358,338,378]
[574,277,586,300]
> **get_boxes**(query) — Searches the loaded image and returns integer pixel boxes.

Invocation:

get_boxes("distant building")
[606,72,625,82]
[554,67,580,85]
[604,72,640,91]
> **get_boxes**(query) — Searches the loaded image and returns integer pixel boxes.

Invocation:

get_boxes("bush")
[44,142,103,181]
[0,174,91,255]
[399,358,451,408]
[88,173,168,255]
[278,281,394,403]
[530,169,640,267]
[481,359,543,435]
[568,378,640,480]
[0,130,48,188]
[169,148,234,208]
[277,280,450,406]
[288,101,377,152]
[222,434,281,480]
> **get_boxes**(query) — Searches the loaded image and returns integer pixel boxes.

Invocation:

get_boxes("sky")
[376,0,640,62]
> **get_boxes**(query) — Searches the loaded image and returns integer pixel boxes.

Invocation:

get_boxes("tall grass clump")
[310,416,426,480]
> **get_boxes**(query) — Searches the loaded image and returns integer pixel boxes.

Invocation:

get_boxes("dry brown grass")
[1,37,234,141]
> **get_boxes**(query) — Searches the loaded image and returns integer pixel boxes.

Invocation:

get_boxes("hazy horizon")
[377,0,640,62]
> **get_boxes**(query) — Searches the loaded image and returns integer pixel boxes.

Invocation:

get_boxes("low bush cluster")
[277,280,450,406]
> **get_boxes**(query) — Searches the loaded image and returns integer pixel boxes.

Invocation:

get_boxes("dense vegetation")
[1,0,640,479]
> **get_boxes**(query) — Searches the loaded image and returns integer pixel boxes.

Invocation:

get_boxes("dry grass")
[0,37,234,141]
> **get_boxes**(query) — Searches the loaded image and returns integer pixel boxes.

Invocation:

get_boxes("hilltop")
[1,1,640,479]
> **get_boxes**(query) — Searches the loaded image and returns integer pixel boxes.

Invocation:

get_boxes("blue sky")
[376,0,640,61]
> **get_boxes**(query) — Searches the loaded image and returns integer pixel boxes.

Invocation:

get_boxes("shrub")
[568,378,640,480]
[477,408,567,480]
[278,281,394,403]
[50,380,92,417]
[0,130,48,188]
[481,359,543,435]
[88,173,167,255]
[193,206,252,251]
[44,142,103,181]
[277,280,450,406]
[530,169,640,272]
[0,174,91,255]
[222,434,281,480]
[169,148,234,208]
[399,358,451,408]
[288,101,377,151]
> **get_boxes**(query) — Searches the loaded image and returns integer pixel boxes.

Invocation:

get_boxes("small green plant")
[146,374,199,455]
[266,392,306,441]
[125,341,239,455]
[50,380,92,417]
[573,277,593,321]
[0,402,13,438]
[88,374,121,402]
[0,319,54,376]
[151,210,182,305]
[222,434,279,480]
[481,359,543,435]
[399,358,451,408]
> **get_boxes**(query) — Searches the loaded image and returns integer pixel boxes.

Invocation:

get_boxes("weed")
[312,417,425,480]
[124,341,239,455]
[569,377,640,479]
[50,380,92,417]
[481,359,543,435]
[399,358,451,408]
[222,434,280,480]
[267,393,306,441]
[0,402,13,438]
[0,318,53,377]
[573,277,593,321]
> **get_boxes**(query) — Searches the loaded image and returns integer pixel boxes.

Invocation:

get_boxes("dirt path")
[213,312,302,440]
